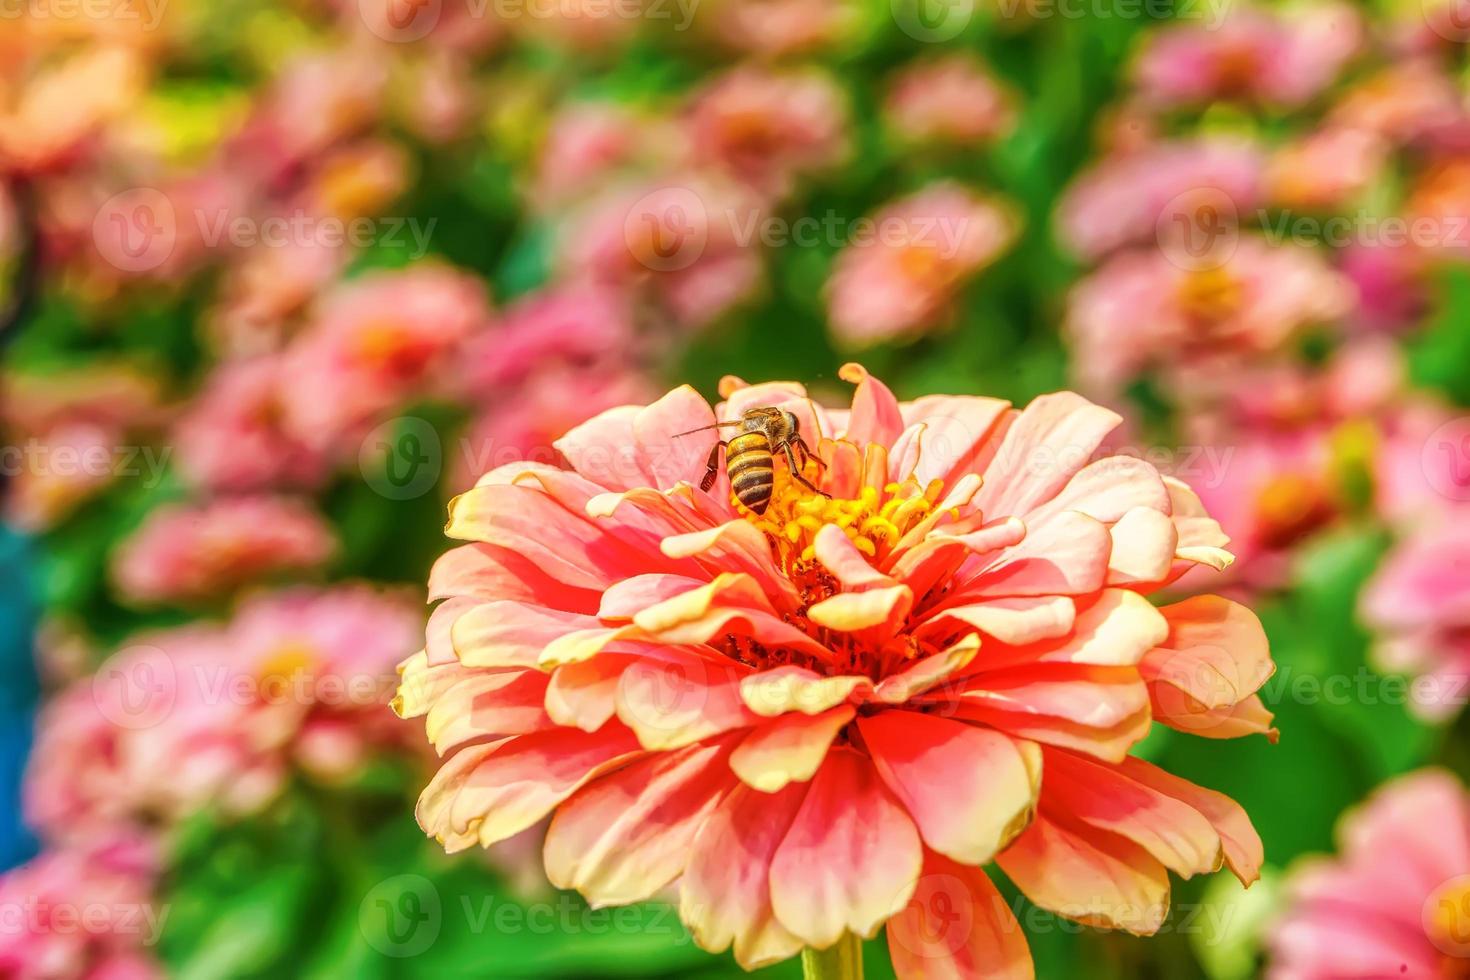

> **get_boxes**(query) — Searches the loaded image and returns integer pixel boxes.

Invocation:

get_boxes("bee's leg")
[782,443,830,498]
[699,441,725,493]
[793,436,826,471]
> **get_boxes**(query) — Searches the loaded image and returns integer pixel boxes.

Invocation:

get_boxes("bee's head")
[780,409,800,435]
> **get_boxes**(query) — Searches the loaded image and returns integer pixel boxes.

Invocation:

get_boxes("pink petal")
[959,511,1112,598]
[972,392,1122,519]
[1118,756,1264,885]
[680,782,808,969]
[769,747,923,947]
[635,384,720,492]
[450,600,602,668]
[429,543,601,612]
[544,739,738,906]
[615,656,760,750]
[839,363,905,448]
[860,711,1039,865]
[1141,595,1273,710]
[888,851,1034,980]
[554,404,654,493]
[730,707,855,793]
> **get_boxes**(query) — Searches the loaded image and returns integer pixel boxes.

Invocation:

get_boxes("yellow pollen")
[742,463,948,572]
[1176,265,1243,325]
[257,643,316,685]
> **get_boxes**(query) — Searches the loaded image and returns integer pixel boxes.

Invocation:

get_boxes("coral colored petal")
[450,600,601,668]
[615,657,760,750]
[1026,456,1172,526]
[681,782,808,970]
[1019,590,1170,669]
[740,667,871,717]
[873,634,981,703]
[426,596,478,666]
[955,664,1148,729]
[996,814,1170,935]
[860,711,1039,865]
[962,511,1112,598]
[419,726,643,852]
[972,392,1122,519]
[634,384,720,491]
[896,395,1013,489]
[807,586,914,633]
[1151,690,1279,740]
[632,573,831,657]
[554,404,654,493]
[839,363,905,448]
[947,701,1151,763]
[888,851,1034,980]
[1041,749,1223,878]
[426,669,555,754]
[1106,507,1179,587]
[813,524,899,590]
[769,748,923,948]
[429,543,600,612]
[1117,756,1265,886]
[544,656,632,732]
[729,706,855,793]
[544,739,739,906]
[599,573,712,621]
[916,596,1076,647]
[1141,595,1273,709]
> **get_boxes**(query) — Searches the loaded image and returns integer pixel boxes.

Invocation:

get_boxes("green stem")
[801,933,864,980]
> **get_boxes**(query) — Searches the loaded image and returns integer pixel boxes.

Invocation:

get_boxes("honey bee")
[676,406,826,514]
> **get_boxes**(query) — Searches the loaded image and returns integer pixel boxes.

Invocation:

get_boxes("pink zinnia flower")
[1361,522,1470,720]
[0,837,162,980]
[278,265,491,449]
[684,66,850,200]
[883,54,1016,147]
[173,356,330,493]
[1065,237,1356,398]
[26,627,281,841]
[530,103,679,211]
[398,367,1273,976]
[111,496,336,605]
[227,586,426,781]
[1269,769,1470,977]
[558,174,765,329]
[825,182,1019,348]
[1265,126,1387,212]
[1057,139,1266,261]
[1131,1,1362,110]
[703,0,866,58]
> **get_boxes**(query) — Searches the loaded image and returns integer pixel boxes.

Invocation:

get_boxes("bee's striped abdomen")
[727,431,774,514]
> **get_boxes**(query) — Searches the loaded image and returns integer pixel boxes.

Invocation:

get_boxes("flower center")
[742,462,945,572]
[1176,265,1242,327]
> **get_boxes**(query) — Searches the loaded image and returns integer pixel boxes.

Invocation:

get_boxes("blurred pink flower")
[702,0,865,58]
[4,423,127,532]
[684,66,849,200]
[227,586,425,782]
[1132,1,1362,110]
[1266,127,1387,212]
[559,174,765,328]
[1339,240,1431,333]
[1362,523,1470,720]
[453,368,655,491]
[111,496,336,605]
[279,265,491,448]
[1327,60,1467,147]
[206,237,350,358]
[26,627,281,839]
[1065,237,1355,397]
[825,182,1018,348]
[1269,769,1470,976]
[1057,139,1267,260]
[0,45,146,176]
[531,103,679,211]
[173,357,331,493]
[1374,399,1470,527]
[457,284,636,394]
[0,838,162,980]
[883,54,1016,147]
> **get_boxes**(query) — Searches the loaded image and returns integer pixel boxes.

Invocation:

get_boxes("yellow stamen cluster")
[744,466,947,568]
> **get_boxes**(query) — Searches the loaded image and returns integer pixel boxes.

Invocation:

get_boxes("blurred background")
[2,0,1469,976]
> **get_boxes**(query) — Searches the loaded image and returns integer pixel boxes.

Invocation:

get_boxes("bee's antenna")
[673,421,742,438]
